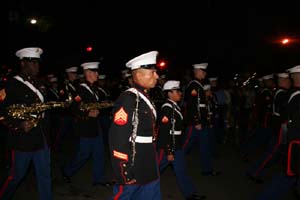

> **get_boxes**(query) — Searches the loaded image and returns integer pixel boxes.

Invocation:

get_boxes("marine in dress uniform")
[52,67,79,152]
[203,84,219,157]
[109,51,161,200]
[46,77,62,145]
[150,74,167,109]
[60,67,80,102]
[61,62,110,187]
[0,47,53,200]
[97,74,112,146]
[246,73,291,183]
[255,66,300,200]
[157,80,206,200]
[183,63,219,176]
[241,74,275,159]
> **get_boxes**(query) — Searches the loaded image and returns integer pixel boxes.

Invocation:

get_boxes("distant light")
[282,38,289,44]
[157,61,167,70]
[30,19,37,24]
[86,46,93,52]
[159,61,166,67]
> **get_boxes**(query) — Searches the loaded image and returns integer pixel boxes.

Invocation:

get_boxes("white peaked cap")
[160,74,166,79]
[209,77,218,81]
[262,74,274,80]
[49,77,58,82]
[47,74,54,78]
[16,47,43,59]
[81,62,99,70]
[163,80,180,91]
[203,84,211,90]
[277,73,289,78]
[65,66,78,73]
[124,72,132,78]
[98,75,106,79]
[287,65,300,73]
[122,69,129,74]
[193,63,208,70]
[126,51,158,70]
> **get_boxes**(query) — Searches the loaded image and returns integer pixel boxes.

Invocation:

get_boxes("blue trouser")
[240,127,273,155]
[52,115,75,151]
[0,148,52,200]
[158,149,198,198]
[255,173,299,200]
[112,179,161,200]
[208,127,217,157]
[183,126,213,173]
[214,113,225,144]
[99,115,111,145]
[246,139,282,178]
[63,135,105,183]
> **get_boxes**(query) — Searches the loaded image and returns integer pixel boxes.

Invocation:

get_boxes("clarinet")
[131,93,140,166]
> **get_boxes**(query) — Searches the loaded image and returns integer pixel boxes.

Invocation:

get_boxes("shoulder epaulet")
[187,80,203,88]
[161,102,173,109]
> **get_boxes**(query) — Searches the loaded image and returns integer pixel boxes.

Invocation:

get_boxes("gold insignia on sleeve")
[162,116,169,123]
[191,89,197,96]
[114,107,128,126]
[113,150,128,161]
[74,95,81,102]
[0,89,6,101]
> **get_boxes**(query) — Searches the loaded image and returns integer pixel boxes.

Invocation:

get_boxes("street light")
[281,38,289,45]
[86,46,93,52]
[30,18,37,24]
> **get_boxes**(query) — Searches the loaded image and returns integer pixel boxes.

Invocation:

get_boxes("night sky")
[6,1,300,81]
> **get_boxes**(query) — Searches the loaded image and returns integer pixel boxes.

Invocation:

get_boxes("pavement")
[0,134,297,200]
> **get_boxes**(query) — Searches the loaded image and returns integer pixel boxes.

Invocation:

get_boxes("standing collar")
[133,83,149,96]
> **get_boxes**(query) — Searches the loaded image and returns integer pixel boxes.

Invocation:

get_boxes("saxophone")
[79,101,114,111]
[7,101,67,127]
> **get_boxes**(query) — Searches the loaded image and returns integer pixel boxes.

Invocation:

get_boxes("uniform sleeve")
[157,106,174,155]
[277,92,289,121]
[184,83,201,125]
[70,86,89,119]
[1,82,26,133]
[109,92,136,184]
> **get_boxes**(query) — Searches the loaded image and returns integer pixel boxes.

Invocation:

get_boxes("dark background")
[5,0,300,81]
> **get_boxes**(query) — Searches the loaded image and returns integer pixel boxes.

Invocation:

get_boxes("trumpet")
[79,101,114,111]
[7,101,67,127]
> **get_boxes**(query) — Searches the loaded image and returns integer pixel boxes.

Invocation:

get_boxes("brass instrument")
[79,101,114,111]
[7,101,67,127]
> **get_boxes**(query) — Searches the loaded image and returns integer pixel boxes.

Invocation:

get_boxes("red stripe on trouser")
[113,185,124,200]
[0,150,15,198]
[253,143,280,177]
[287,140,300,176]
[253,125,286,177]
[182,126,193,149]
[158,149,164,166]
